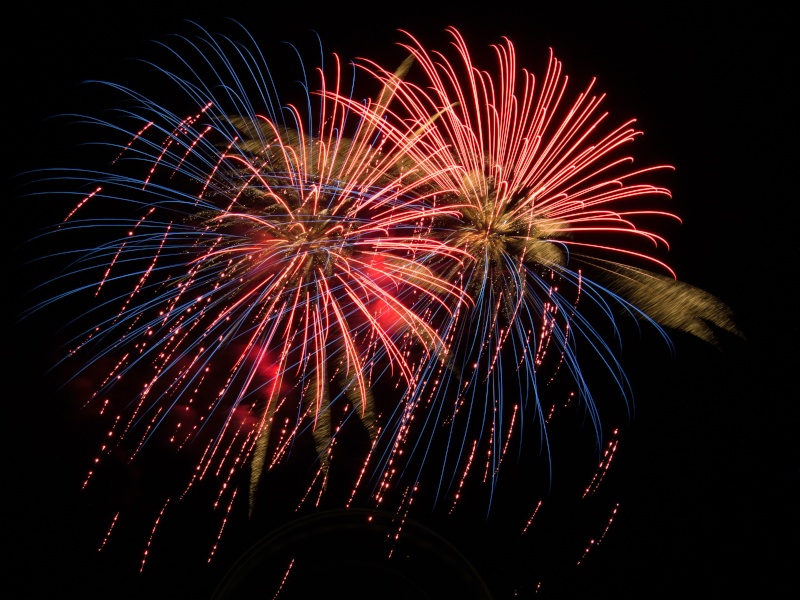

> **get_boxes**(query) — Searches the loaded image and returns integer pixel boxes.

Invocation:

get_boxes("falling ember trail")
[271,558,296,600]
[140,500,170,573]
[577,502,620,565]
[522,500,543,535]
[208,489,238,562]
[98,512,120,551]
[584,428,620,497]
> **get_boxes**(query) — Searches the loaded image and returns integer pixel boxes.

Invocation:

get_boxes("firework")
[25,23,741,568]
[26,23,467,554]
[341,27,741,504]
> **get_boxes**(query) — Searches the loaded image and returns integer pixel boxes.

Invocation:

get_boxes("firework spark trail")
[386,483,419,558]
[340,26,740,506]
[140,499,170,572]
[577,502,620,565]
[98,512,121,551]
[270,558,296,600]
[521,499,543,535]
[583,427,620,498]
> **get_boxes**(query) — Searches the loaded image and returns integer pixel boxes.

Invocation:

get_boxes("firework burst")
[23,22,741,571]
[24,22,468,553]
[342,27,741,505]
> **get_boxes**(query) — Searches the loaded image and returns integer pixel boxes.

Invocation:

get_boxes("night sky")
[7,3,796,598]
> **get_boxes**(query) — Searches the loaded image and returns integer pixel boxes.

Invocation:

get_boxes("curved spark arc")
[340,27,740,506]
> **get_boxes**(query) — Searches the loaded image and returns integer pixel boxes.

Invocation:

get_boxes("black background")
[7,3,796,598]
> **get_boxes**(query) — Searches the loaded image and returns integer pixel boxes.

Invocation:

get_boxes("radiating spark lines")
[338,26,739,509]
[24,23,740,572]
